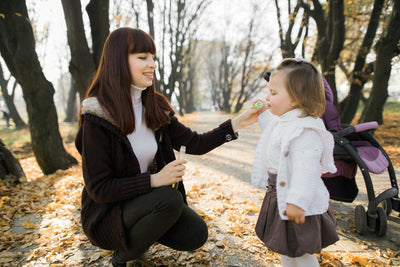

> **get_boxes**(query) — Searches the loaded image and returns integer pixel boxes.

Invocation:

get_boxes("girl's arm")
[257,109,274,132]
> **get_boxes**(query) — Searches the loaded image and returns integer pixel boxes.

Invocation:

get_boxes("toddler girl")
[251,58,339,266]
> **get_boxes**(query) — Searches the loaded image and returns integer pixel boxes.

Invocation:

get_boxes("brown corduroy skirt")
[255,174,339,257]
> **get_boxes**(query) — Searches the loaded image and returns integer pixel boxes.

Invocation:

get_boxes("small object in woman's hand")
[172,146,186,189]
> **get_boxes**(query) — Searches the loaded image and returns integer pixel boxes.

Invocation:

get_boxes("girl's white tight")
[280,253,319,267]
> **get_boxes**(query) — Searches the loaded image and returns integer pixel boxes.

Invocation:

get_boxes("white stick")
[172,145,186,189]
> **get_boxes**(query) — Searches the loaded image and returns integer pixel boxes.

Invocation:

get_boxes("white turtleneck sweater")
[126,85,157,173]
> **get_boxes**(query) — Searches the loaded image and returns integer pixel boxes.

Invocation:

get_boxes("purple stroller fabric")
[321,77,341,131]
[353,141,389,174]
[321,77,357,179]
[321,77,388,177]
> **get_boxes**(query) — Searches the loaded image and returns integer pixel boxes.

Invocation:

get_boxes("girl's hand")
[231,105,266,131]
[285,203,305,224]
[150,159,186,188]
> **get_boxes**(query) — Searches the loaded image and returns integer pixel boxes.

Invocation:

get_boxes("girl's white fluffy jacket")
[251,109,337,220]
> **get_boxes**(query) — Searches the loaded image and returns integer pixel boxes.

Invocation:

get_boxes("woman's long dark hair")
[84,27,173,134]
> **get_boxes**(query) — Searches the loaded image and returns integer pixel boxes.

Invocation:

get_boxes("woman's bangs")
[129,30,156,54]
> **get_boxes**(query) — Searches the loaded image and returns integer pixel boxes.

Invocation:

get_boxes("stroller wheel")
[378,199,393,217]
[375,207,387,237]
[354,205,368,235]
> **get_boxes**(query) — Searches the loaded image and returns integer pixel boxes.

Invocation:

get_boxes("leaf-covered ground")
[0,112,399,266]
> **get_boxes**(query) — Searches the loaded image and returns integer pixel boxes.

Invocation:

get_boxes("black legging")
[114,186,208,262]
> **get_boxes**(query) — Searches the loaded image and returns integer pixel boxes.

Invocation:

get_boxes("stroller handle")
[354,121,379,132]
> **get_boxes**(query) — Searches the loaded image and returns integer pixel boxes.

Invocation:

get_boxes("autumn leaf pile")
[0,113,399,266]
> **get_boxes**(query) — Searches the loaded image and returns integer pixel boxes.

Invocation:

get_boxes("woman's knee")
[191,219,208,249]
[154,186,184,216]
[179,209,209,250]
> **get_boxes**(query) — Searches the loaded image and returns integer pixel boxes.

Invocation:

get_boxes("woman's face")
[128,53,156,88]
[265,70,297,116]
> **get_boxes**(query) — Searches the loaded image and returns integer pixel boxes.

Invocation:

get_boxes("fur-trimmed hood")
[81,97,118,127]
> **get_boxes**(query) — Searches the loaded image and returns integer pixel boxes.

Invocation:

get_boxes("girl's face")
[128,52,156,88]
[265,71,297,116]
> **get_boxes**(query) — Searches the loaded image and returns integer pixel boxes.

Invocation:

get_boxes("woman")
[75,27,261,266]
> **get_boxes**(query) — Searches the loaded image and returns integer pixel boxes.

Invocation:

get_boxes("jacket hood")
[81,97,118,127]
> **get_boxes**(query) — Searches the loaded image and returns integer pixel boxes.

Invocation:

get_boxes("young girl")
[251,58,339,266]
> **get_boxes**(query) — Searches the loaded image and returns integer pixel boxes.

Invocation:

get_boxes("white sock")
[295,253,319,267]
[280,253,319,267]
[280,254,297,267]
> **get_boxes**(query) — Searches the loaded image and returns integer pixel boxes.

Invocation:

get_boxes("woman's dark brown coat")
[75,98,238,250]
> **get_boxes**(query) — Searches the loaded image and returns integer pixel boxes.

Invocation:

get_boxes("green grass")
[353,100,400,115]
[0,127,31,147]
[382,101,400,114]
[0,122,78,148]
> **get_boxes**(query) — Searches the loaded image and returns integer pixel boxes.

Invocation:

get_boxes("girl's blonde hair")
[276,58,325,117]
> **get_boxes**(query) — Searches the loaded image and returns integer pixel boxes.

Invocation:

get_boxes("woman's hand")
[231,104,266,132]
[150,159,187,188]
[285,203,305,224]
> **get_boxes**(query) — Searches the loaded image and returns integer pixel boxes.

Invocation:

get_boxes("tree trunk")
[86,0,110,66]
[0,139,25,183]
[303,0,345,106]
[360,1,400,124]
[339,0,384,124]
[0,0,77,174]
[64,77,79,123]
[146,0,155,39]
[61,0,97,100]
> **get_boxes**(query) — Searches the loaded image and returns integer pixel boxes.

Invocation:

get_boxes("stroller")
[320,78,399,237]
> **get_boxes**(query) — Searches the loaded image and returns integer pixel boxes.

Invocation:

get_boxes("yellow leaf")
[100,250,113,257]
[22,219,38,229]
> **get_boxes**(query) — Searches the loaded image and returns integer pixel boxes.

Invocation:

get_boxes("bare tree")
[0,0,77,174]
[146,0,210,105]
[232,10,271,113]
[64,77,79,123]
[111,0,142,28]
[360,0,400,124]
[86,0,110,67]
[176,38,199,115]
[204,39,242,113]
[61,0,109,100]
[0,63,26,128]
[204,40,223,110]
[339,0,385,123]
[204,3,271,114]
[275,0,310,58]
[300,0,345,105]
